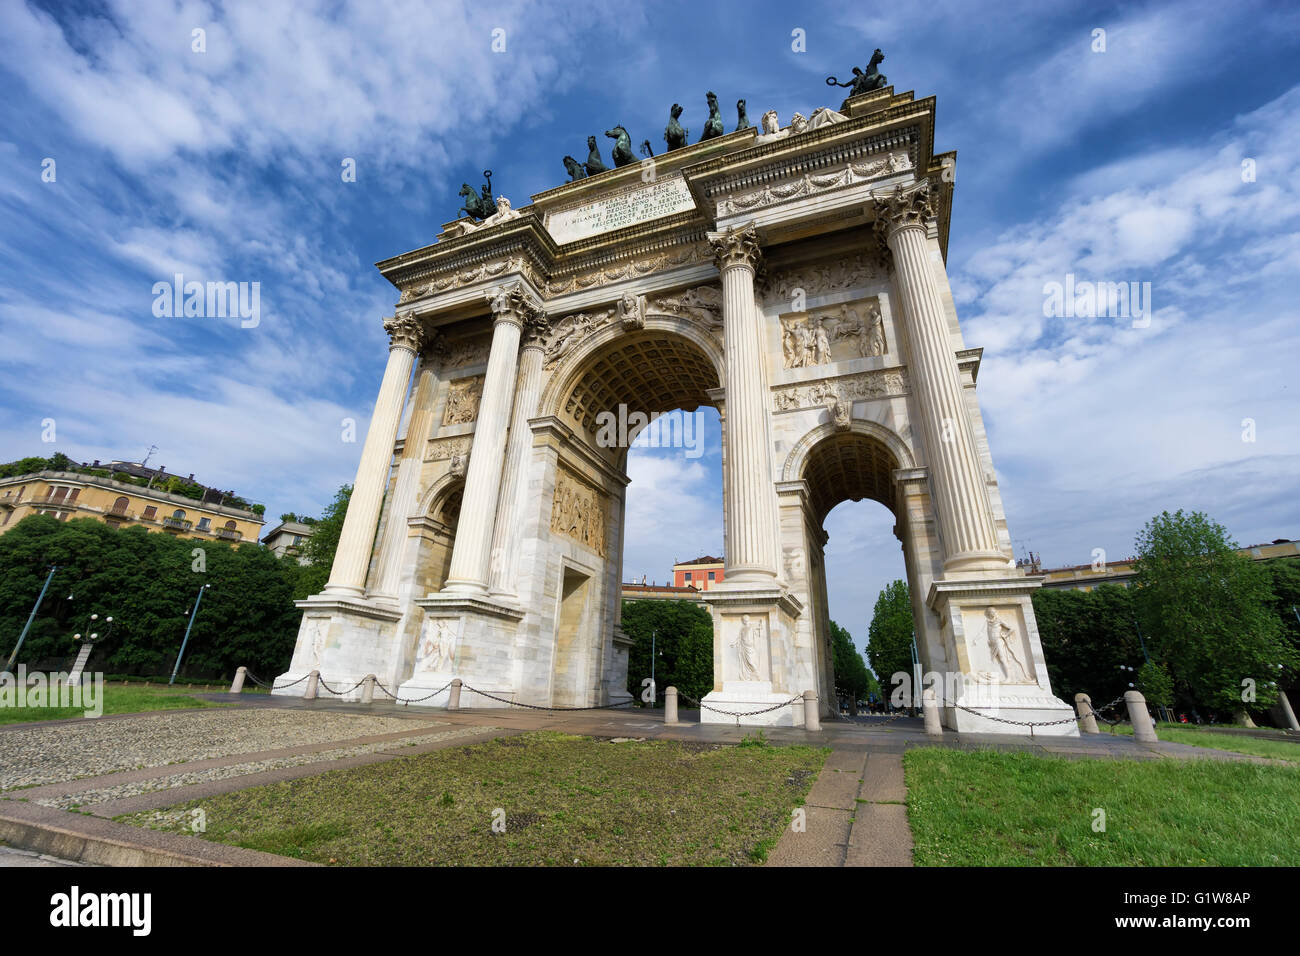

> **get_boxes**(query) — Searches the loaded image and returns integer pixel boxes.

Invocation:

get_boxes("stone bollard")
[360,674,376,705]
[229,667,247,695]
[791,694,805,727]
[664,686,679,725]
[1125,690,1157,742]
[304,669,320,700]
[1075,693,1099,734]
[447,678,462,711]
[922,687,943,737]
[803,689,821,732]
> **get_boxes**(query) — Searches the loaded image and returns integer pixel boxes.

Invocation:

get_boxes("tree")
[1137,660,1174,709]
[0,513,301,680]
[1032,584,1141,705]
[293,484,352,599]
[1133,510,1298,718]
[621,599,713,703]
[866,580,913,699]
[830,619,870,702]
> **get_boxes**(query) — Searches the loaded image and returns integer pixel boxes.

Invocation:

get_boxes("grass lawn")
[0,682,229,725]
[1110,723,1300,762]
[123,731,827,866]
[905,748,1300,866]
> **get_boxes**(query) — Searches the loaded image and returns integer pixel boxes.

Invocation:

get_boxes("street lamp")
[170,584,211,685]
[4,565,57,673]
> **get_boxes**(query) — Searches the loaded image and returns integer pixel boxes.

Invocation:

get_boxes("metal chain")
[460,683,637,711]
[270,674,309,691]
[674,689,801,719]
[371,679,454,705]
[315,676,367,697]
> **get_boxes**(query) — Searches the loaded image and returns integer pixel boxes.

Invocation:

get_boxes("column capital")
[485,281,543,330]
[383,313,425,352]
[521,311,552,350]
[708,222,763,272]
[871,180,935,241]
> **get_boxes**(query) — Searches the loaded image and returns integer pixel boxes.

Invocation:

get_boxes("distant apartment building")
[1036,538,1299,591]
[672,555,725,590]
[0,458,264,544]
[263,520,316,564]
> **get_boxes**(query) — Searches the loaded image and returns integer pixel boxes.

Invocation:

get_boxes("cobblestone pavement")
[0,709,445,791]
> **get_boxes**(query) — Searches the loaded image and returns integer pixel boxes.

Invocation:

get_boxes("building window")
[111,496,129,515]
[684,572,692,581]
[143,506,157,519]
[224,520,237,530]
[708,571,716,581]
[197,517,211,531]
[172,508,186,519]
[67,488,79,502]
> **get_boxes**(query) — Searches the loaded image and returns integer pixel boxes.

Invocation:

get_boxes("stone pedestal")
[394,595,525,708]
[927,578,1078,736]
[700,585,805,726]
[276,596,403,700]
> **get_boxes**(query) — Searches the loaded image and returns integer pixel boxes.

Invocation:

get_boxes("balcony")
[105,506,135,521]
[161,516,192,532]
[214,527,243,541]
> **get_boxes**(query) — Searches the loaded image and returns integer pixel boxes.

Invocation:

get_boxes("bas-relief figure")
[544,309,615,368]
[978,607,1034,684]
[733,614,765,681]
[443,376,484,425]
[415,618,457,673]
[550,470,607,557]
[780,300,885,369]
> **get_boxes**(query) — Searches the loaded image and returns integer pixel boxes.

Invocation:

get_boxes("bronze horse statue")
[584,135,608,176]
[458,170,494,221]
[827,48,888,108]
[606,125,635,167]
[664,103,688,151]
[699,91,724,142]
[562,155,586,181]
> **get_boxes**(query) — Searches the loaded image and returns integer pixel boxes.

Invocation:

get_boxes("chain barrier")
[316,675,367,697]
[371,679,454,705]
[460,683,637,711]
[674,689,802,721]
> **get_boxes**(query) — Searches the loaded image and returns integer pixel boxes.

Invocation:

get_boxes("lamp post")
[170,584,211,685]
[5,565,57,673]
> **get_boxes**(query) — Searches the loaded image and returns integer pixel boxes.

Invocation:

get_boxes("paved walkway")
[0,694,1279,866]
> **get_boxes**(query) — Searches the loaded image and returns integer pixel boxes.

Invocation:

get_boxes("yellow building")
[0,468,264,543]
[1037,538,1299,591]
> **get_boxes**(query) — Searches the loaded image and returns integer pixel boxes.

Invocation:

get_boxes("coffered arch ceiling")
[801,431,900,527]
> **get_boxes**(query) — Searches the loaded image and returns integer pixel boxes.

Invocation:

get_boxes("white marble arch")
[537,312,727,426]
[782,418,916,481]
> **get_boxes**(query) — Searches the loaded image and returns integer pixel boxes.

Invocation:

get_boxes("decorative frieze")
[442,376,485,425]
[763,252,885,302]
[549,468,607,556]
[718,149,911,218]
[424,436,472,462]
[780,298,886,368]
[440,334,491,370]
[772,367,908,412]
[397,255,541,304]
[542,243,710,297]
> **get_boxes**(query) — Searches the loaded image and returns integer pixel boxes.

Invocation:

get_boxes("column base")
[401,595,525,709]
[276,595,404,699]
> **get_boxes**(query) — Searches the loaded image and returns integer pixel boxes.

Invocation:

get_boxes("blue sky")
[1,0,1298,657]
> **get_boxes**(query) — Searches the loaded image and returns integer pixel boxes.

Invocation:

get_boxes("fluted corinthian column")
[324,314,423,598]
[370,336,446,602]
[708,223,781,584]
[874,182,1005,572]
[488,314,550,597]
[441,284,537,597]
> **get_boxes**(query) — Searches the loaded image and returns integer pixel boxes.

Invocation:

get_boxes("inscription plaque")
[546,176,696,244]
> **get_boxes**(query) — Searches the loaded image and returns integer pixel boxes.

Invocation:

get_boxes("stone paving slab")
[844,803,912,867]
[0,844,88,867]
[765,806,851,867]
[858,753,907,803]
[805,752,868,811]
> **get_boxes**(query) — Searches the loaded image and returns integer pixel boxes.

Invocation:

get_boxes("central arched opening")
[797,428,910,717]
[548,323,724,707]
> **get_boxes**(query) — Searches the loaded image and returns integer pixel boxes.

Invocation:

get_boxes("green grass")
[905,747,1300,866]
[0,682,229,725]
[122,731,828,866]
[1111,723,1300,762]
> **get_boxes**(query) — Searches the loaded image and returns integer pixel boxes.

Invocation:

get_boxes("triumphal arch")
[277,76,1078,735]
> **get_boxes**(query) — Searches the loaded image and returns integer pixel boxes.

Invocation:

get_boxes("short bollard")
[304,669,320,701]
[447,678,462,711]
[1277,688,1300,731]
[922,687,943,737]
[664,686,679,724]
[803,689,821,732]
[1125,690,1157,742]
[1075,693,1099,734]
[229,667,247,695]
[791,694,805,727]
[360,674,376,705]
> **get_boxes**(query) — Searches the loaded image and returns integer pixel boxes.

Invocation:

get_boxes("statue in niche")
[310,622,326,668]
[416,618,457,673]
[733,615,764,681]
[664,103,688,151]
[699,91,724,142]
[983,607,1033,683]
